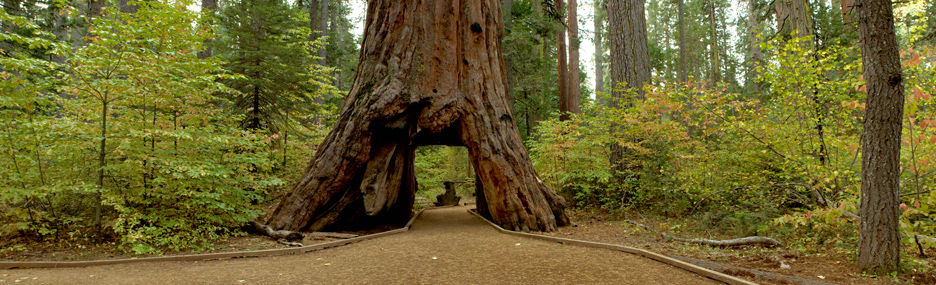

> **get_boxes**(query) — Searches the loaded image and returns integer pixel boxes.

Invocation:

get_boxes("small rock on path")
[0,206,721,284]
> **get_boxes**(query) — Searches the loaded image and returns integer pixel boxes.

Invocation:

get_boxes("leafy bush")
[0,1,301,253]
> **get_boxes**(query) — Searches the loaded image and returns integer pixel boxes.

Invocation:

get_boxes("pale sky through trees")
[346,0,600,96]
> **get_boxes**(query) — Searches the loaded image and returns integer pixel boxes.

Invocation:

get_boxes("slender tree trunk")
[318,0,328,67]
[747,0,762,92]
[308,0,325,124]
[534,0,544,57]
[265,0,569,232]
[198,0,217,59]
[50,1,68,63]
[88,0,104,18]
[567,0,581,114]
[118,0,139,13]
[1,0,22,53]
[329,1,339,87]
[708,2,719,86]
[594,0,605,102]
[556,0,570,121]
[608,0,650,183]
[677,0,686,82]
[309,0,318,43]
[251,85,261,129]
[502,0,514,101]
[95,95,108,239]
[856,0,903,274]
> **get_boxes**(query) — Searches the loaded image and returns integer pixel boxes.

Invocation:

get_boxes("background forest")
[2,0,935,274]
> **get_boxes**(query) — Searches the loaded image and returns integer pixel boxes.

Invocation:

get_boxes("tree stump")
[263,0,569,232]
[435,181,462,206]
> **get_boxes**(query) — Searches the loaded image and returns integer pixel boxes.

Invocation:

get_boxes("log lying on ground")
[626,219,783,248]
[662,232,784,248]
[250,221,303,242]
[307,232,359,239]
[276,239,303,247]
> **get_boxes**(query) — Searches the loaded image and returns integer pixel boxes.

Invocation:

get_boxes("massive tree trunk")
[856,0,903,274]
[608,0,650,181]
[265,0,569,233]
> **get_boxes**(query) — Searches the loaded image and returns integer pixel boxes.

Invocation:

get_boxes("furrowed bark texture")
[266,0,569,232]
[856,0,903,274]
[608,0,650,179]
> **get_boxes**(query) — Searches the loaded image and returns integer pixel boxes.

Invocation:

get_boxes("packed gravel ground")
[0,206,721,284]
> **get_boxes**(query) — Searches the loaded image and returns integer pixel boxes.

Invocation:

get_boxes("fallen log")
[276,239,303,247]
[307,232,359,239]
[663,232,784,248]
[250,221,304,242]
[626,218,783,248]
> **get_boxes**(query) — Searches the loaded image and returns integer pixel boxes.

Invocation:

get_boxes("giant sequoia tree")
[265,0,570,232]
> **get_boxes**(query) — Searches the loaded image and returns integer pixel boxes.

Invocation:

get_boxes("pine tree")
[214,0,321,132]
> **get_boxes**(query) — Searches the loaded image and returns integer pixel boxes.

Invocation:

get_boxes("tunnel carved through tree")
[264,0,569,233]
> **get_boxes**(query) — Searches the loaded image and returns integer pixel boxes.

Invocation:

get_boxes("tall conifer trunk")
[593,0,605,101]
[265,0,569,232]
[677,0,686,82]
[608,0,650,184]
[566,0,581,115]
[556,0,570,121]
[198,0,217,59]
[856,0,903,274]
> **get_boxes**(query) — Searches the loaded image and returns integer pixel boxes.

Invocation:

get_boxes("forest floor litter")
[535,209,935,285]
[1,206,720,284]
[1,205,933,284]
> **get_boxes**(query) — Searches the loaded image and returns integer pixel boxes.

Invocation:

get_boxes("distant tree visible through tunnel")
[262,0,570,233]
[414,146,475,204]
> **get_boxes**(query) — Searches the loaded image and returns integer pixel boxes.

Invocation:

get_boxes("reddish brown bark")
[775,0,812,40]
[265,0,569,232]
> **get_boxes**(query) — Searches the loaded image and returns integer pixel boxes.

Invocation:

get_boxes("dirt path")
[0,206,721,284]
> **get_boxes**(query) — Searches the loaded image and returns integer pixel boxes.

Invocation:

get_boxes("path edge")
[0,209,425,270]
[467,209,758,285]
